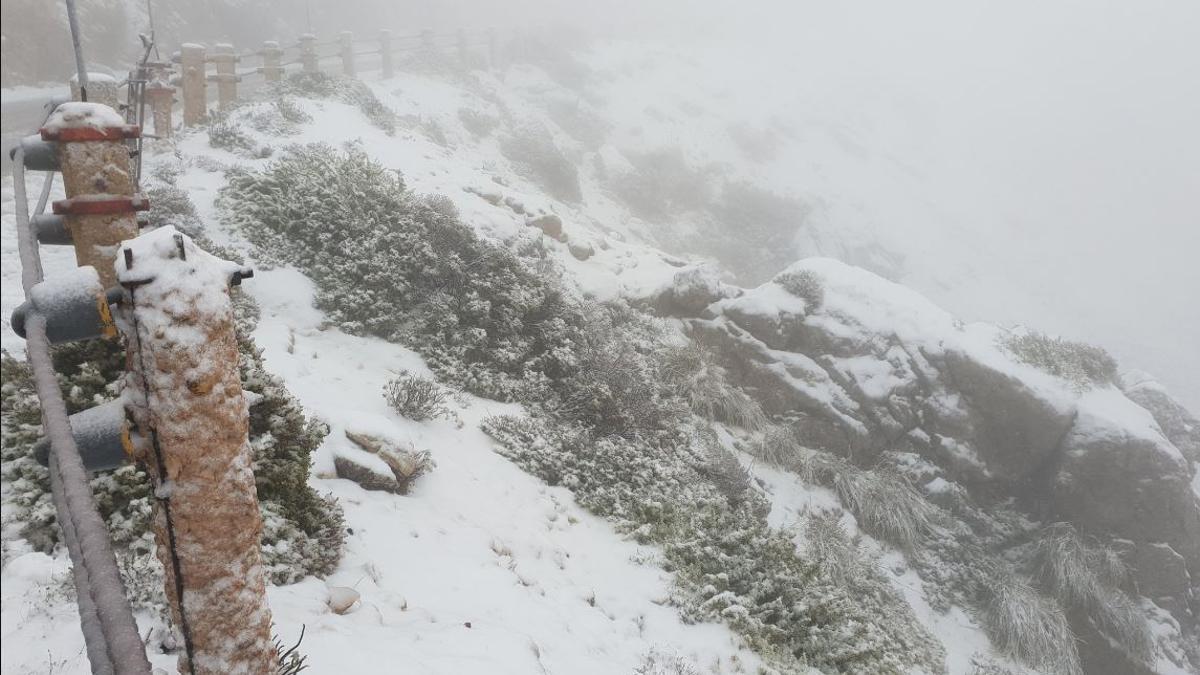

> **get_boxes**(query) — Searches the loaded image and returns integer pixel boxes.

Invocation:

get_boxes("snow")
[43,102,128,132]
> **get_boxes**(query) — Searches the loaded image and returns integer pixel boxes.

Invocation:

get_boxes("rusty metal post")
[260,41,283,82]
[145,80,175,139]
[209,43,240,110]
[339,31,355,77]
[380,30,393,78]
[116,226,276,675]
[180,44,207,127]
[299,34,318,74]
[70,72,120,109]
[41,102,145,288]
[457,29,468,68]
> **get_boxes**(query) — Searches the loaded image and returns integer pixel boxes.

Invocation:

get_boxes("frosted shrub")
[220,143,581,403]
[208,114,265,157]
[144,184,204,238]
[662,344,767,431]
[483,414,945,674]
[244,97,312,136]
[383,374,449,421]
[458,107,500,137]
[500,120,581,202]
[634,650,700,675]
[274,72,397,133]
[611,147,715,221]
[1004,332,1119,388]
[1030,523,1153,662]
[696,431,755,510]
[983,572,1081,675]
[776,268,824,311]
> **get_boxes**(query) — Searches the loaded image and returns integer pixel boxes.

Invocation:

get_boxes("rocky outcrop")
[688,257,1200,635]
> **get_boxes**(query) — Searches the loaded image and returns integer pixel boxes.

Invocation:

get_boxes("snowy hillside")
[3,37,1198,675]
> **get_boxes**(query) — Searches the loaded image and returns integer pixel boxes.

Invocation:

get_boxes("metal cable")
[14,149,153,675]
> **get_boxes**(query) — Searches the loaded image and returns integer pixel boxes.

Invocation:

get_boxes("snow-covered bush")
[543,97,610,149]
[1029,523,1153,663]
[458,107,500,137]
[244,98,312,136]
[610,147,716,221]
[220,142,582,403]
[634,649,701,675]
[273,72,397,133]
[483,414,944,674]
[776,268,824,311]
[207,113,266,157]
[829,464,938,552]
[500,120,581,202]
[1003,332,1119,388]
[383,374,450,421]
[143,183,204,238]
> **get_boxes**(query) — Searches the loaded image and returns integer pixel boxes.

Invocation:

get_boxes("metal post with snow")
[41,102,145,287]
[209,43,240,110]
[181,43,207,126]
[340,31,355,77]
[114,226,276,675]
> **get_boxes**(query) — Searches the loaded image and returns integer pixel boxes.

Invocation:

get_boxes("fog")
[409,0,1198,407]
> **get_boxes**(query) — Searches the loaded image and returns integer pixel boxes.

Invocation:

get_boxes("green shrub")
[1004,332,1119,388]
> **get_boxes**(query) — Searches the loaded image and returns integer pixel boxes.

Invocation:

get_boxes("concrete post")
[299,34,318,74]
[260,41,283,82]
[209,43,240,110]
[115,227,275,675]
[380,30,394,79]
[40,102,144,287]
[339,31,355,77]
[180,43,207,127]
[457,29,468,68]
[145,81,175,139]
[421,28,434,53]
[70,72,121,109]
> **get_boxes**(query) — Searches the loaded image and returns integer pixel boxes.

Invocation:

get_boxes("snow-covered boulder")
[651,266,741,318]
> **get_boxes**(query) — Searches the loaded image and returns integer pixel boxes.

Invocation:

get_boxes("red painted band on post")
[40,125,142,142]
[53,195,151,216]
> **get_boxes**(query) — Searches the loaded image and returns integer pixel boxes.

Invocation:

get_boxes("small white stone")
[327,586,360,615]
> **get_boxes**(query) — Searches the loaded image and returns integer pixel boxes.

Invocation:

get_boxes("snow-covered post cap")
[115,225,249,295]
[113,225,274,674]
[40,101,138,141]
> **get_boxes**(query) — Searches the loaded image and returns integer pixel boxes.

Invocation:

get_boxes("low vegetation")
[1004,331,1119,388]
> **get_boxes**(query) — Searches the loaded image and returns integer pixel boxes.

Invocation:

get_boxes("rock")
[327,586,360,614]
[504,196,526,214]
[527,214,563,239]
[1122,371,1200,464]
[334,455,399,493]
[941,350,1077,481]
[1052,389,1200,601]
[344,430,435,495]
[653,267,741,318]
[568,240,595,261]
[1131,542,1195,620]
